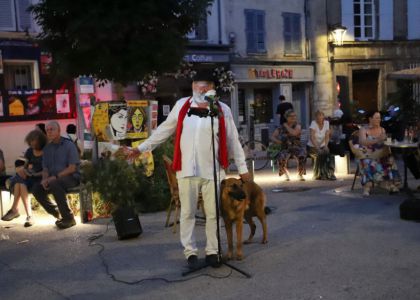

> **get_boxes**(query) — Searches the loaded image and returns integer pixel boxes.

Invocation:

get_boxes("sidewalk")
[1,161,420,300]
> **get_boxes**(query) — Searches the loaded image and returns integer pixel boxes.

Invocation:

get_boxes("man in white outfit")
[126,70,250,269]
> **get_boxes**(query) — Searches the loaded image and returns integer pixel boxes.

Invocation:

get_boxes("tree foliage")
[31,0,213,84]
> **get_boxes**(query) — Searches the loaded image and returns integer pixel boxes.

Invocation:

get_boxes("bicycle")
[228,129,269,172]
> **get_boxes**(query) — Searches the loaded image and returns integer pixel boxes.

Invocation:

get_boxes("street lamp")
[329,25,347,46]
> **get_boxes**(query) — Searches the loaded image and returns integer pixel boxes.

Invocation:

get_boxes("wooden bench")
[0,184,93,223]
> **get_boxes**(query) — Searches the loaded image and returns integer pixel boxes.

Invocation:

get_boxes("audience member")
[35,123,46,135]
[1,130,47,227]
[276,95,294,125]
[271,109,306,181]
[307,111,336,180]
[358,111,400,196]
[32,121,80,229]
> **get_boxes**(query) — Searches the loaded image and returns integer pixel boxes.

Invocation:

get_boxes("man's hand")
[240,172,252,182]
[124,147,141,162]
[41,176,56,190]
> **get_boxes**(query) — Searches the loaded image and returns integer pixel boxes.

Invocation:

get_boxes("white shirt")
[307,120,330,148]
[138,97,248,180]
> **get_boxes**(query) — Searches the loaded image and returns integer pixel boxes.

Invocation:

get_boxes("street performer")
[125,70,250,269]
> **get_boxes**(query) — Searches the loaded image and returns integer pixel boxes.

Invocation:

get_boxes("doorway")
[352,69,379,113]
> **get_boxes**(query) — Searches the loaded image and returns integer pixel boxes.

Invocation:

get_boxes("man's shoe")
[1,209,20,221]
[298,175,305,181]
[24,216,33,227]
[187,255,198,270]
[56,218,76,229]
[51,209,60,219]
[205,254,221,268]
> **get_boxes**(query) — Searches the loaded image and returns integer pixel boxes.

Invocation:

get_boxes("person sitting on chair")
[307,111,336,180]
[1,130,47,227]
[124,70,250,270]
[31,121,80,229]
[271,109,307,181]
[358,111,400,196]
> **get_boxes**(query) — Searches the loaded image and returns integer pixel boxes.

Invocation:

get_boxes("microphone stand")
[182,98,251,278]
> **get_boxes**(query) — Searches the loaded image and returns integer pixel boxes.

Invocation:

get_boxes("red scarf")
[172,98,229,171]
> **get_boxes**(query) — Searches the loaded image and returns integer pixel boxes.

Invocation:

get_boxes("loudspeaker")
[399,199,420,222]
[112,206,142,240]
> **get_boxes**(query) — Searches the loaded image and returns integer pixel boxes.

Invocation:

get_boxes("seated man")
[32,121,80,229]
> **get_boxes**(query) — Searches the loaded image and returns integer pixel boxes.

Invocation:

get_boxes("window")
[283,13,302,55]
[0,0,32,32]
[3,61,39,90]
[353,0,376,40]
[187,15,208,41]
[244,9,266,53]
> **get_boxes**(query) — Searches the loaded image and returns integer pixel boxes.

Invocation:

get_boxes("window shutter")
[17,0,32,31]
[0,0,16,31]
[291,14,301,53]
[283,13,292,52]
[256,12,265,51]
[245,10,256,52]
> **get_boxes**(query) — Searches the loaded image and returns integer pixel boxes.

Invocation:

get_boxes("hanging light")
[330,25,347,46]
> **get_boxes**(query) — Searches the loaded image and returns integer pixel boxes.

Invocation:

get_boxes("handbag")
[328,140,345,157]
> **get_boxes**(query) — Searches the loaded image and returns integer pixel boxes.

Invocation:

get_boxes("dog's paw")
[236,254,244,261]
[261,239,268,244]
[243,239,253,244]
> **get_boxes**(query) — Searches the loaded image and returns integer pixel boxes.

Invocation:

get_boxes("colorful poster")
[56,93,70,113]
[92,102,110,142]
[0,94,3,116]
[40,52,52,75]
[25,90,41,115]
[108,102,127,140]
[82,106,92,129]
[79,76,95,94]
[40,90,56,113]
[126,100,148,139]
[8,92,25,116]
[79,94,91,107]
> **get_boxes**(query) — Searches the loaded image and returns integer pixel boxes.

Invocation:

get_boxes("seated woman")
[307,111,336,180]
[271,109,306,181]
[1,130,47,227]
[358,111,400,196]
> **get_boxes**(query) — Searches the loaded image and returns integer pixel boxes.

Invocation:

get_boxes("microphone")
[204,89,218,116]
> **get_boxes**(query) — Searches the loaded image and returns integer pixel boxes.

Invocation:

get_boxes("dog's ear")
[221,179,226,189]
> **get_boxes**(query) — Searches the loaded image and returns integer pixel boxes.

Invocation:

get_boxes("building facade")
[225,0,314,143]
[308,0,420,120]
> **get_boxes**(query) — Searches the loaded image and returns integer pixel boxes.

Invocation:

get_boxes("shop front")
[230,64,314,144]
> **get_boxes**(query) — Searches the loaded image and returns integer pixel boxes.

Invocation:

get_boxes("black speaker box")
[399,199,420,222]
[112,206,142,240]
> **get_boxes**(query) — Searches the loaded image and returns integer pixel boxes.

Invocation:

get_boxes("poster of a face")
[25,92,41,115]
[126,100,148,139]
[108,102,127,140]
[40,93,56,113]
[92,102,109,142]
[56,93,70,113]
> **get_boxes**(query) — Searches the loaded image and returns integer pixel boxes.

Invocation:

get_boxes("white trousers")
[178,177,218,259]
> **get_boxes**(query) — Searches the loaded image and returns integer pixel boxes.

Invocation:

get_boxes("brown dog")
[220,178,268,260]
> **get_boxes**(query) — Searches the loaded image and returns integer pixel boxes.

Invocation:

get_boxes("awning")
[387,67,420,81]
